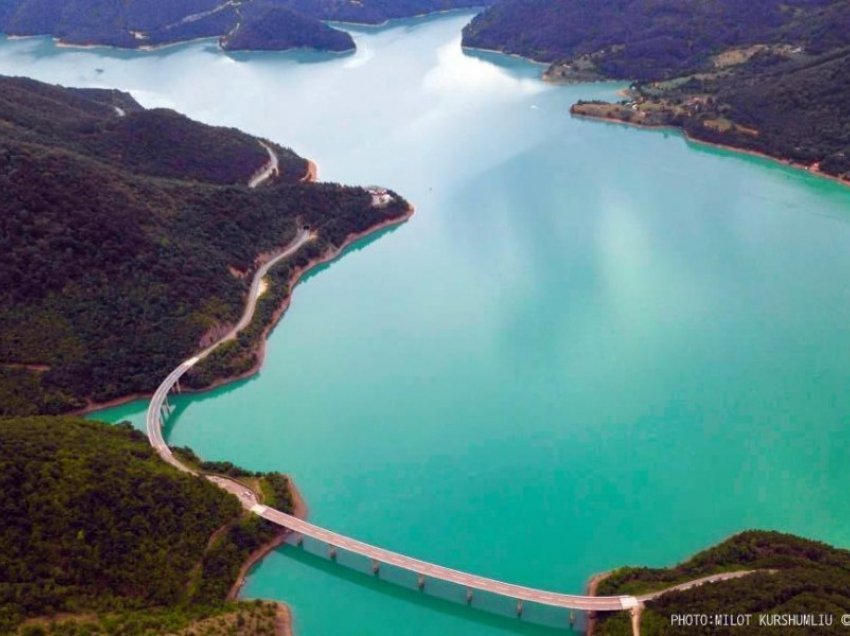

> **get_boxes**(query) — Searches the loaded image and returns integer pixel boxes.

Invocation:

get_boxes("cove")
[5,10,850,635]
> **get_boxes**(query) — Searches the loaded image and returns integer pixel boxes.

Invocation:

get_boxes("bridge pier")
[569,610,576,627]
[296,535,304,547]
[630,603,643,636]
[371,560,380,575]
[466,589,473,605]
[417,574,426,591]
[516,600,523,618]
[329,546,337,561]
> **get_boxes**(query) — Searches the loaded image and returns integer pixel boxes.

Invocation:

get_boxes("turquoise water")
[6,11,850,635]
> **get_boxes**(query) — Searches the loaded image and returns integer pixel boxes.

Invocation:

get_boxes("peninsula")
[0,75,411,417]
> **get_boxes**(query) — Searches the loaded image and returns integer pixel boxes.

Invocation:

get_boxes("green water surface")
[4,11,850,635]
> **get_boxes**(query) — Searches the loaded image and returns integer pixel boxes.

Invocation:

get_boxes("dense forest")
[0,0,493,51]
[595,531,850,635]
[0,417,294,635]
[0,75,410,415]
[462,0,850,79]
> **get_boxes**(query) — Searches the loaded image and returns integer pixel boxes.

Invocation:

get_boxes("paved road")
[251,503,638,612]
[145,229,313,471]
[249,141,280,188]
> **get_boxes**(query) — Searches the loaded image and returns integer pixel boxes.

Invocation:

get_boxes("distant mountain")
[0,0,494,51]
[462,0,850,80]
[0,75,409,415]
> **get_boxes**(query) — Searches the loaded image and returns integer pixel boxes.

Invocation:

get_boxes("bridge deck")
[253,503,634,611]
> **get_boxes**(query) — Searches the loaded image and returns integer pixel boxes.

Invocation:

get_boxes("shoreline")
[329,7,484,30]
[6,31,349,56]
[584,571,612,636]
[570,110,850,190]
[460,44,551,68]
[187,205,415,395]
[81,205,414,417]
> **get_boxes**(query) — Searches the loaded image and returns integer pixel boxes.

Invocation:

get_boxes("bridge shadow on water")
[265,538,586,633]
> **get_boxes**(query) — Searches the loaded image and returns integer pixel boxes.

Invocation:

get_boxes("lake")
[5,10,850,635]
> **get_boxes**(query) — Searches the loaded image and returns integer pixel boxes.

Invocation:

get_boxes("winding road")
[249,141,280,188]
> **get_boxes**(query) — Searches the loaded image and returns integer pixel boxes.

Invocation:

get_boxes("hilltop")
[279,0,496,24]
[0,416,297,635]
[0,75,410,416]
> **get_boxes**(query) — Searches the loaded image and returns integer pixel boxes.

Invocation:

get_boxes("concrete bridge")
[143,231,754,628]
[146,350,638,618]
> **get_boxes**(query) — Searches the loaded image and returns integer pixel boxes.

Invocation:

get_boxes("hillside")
[278,0,496,24]
[463,0,850,184]
[0,75,410,416]
[594,531,850,635]
[222,1,354,52]
[0,0,494,51]
[0,76,307,184]
[572,46,850,181]
[0,0,355,52]
[462,0,850,80]
[0,416,293,635]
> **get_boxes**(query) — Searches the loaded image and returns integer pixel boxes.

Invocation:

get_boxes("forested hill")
[0,0,494,51]
[0,76,307,184]
[0,0,356,51]
[0,75,410,416]
[221,1,354,52]
[462,0,850,80]
[464,0,850,183]
[279,0,496,24]
[0,416,293,634]
[594,531,850,635]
